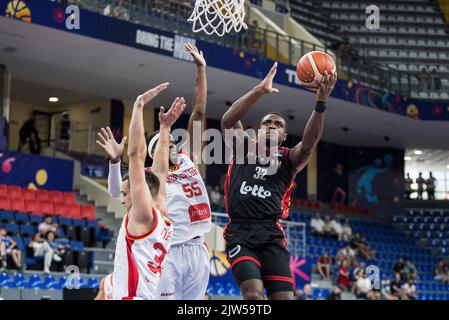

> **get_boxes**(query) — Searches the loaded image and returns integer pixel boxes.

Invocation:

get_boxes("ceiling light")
[404,156,411,161]
[49,97,59,103]
[414,150,422,155]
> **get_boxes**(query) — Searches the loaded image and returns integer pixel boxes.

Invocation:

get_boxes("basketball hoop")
[188,0,248,37]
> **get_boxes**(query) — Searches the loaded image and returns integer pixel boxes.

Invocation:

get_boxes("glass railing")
[71,0,417,97]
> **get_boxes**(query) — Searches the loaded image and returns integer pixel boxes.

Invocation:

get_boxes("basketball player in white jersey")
[96,43,211,300]
[95,273,114,300]
[104,83,186,300]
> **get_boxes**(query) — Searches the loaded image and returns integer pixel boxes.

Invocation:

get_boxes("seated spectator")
[104,0,130,20]
[330,216,343,241]
[380,276,399,300]
[38,215,59,236]
[322,215,332,238]
[417,67,431,91]
[326,285,342,300]
[393,257,406,280]
[46,231,69,269]
[0,227,24,271]
[404,258,417,281]
[390,272,406,300]
[295,284,315,300]
[352,233,374,260]
[341,217,352,242]
[337,260,351,291]
[355,271,376,300]
[310,212,324,236]
[431,68,442,91]
[209,185,223,210]
[28,233,62,274]
[336,244,356,268]
[402,279,417,300]
[317,252,332,281]
[433,259,449,284]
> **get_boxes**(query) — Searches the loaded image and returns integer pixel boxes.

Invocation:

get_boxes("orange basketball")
[296,51,336,91]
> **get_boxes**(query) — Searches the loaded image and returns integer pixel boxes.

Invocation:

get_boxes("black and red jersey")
[224,137,295,222]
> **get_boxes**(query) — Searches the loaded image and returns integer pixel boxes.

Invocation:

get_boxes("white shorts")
[157,237,210,300]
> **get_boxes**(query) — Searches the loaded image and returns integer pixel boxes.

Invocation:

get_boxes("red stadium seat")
[8,186,22,199]
[25,199,42,215]
[81,204,96,220]
[22,188,37,200]
[53,203,68,217]
[0,197,12,210]
[0,184,7,197]
[67,204,81,219]
[12,198,27,213]
[49,191,63,203]
[40,200,55,215]
[62,192,77,204]
[36,189,50,201]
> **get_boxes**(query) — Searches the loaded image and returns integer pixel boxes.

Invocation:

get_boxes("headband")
[147,133,174,159]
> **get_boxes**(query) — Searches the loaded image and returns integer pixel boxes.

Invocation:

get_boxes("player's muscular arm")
[94,278,105,300]
[96,127,127,198]
[186,43,207,162]
[290,71,337,174]
[221,62,279,133]
[128,83,169,226]
[152,97,186,217]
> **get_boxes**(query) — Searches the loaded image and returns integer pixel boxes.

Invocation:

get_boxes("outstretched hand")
[159,97,187,128]
[135,82,170,107]
[95,126,127,163]
[185,42,206,68]
[316,71,337,102]
[259,62,279,94]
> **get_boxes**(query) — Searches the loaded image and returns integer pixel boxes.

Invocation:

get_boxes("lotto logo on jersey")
[240,181,272,199]
[188,203,211,223]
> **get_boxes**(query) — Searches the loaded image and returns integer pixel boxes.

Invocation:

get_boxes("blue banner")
[1,0,447,121]
[0,151,74,191]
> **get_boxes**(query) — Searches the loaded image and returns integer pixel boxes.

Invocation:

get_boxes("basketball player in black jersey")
[221,62,337,300]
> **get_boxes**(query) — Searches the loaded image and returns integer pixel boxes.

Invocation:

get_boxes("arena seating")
[0,272,100,290]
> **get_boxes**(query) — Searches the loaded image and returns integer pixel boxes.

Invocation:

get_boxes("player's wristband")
[315,100,327,113]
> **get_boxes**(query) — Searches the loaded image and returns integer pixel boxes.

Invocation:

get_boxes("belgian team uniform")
[224,136,295,295]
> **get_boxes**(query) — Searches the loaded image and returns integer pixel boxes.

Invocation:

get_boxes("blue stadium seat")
[72,219,86,228]
[14,212,30,224]
[11,236,25,251]
[58,217,73,227]
[28,274,43,288]
[87,277,100,289]
[5,223,20,234]
[20,224,36,236]
[29,215,43,225]
[0,210,14,222]
[13,273,27,287]
[70,241,84,251]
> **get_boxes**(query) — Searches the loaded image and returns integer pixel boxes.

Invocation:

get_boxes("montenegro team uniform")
[101,274,114,300]
[108,151,211,300]
[155,152,211,300]
[224,136,295,295]
[113,208,173,300]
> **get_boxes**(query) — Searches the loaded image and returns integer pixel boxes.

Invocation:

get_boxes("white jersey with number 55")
[164,151,211,245]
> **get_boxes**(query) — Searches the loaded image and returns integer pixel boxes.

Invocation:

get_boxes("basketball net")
[188,0,248,36]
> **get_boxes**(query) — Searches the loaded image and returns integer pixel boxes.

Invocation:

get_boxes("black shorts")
[224,222,293,296]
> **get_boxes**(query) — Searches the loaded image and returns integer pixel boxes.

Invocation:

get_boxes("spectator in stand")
[295,284,315,300]
[330,216,343,241]
[337,260,351,291]
[404,258,418,281]
[317,252,332,281]
[38,215,59,236]
[341,217,352,243]
[209,185,223,210]
[380,275,399,300]
[326,285,342,300]
[104,0,130,20]
[0,227,24,271]
[310,212,325,237]
[433,259,449,284]
[393,257,406,281]
[352,233,375,260]
[46,231,69,269]
[431,68,442,91]
[390,272,406,300]
[18,115,41,154]
[426,172,436,201]
[404,173,413,200]
[336,244,356,268]
[417,68,431,92]
[416,172,425,201]
[323,215,332,238]
[355,271,376,300]
[402,279,417,300]
[28,233,62,274]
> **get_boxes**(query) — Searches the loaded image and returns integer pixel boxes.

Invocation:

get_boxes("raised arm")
[221,62,279,134]
[128,83,169,225]
[96,127,127,198]
[289,71,337,175]
[185,43,207,163]
[151,97,186,217]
